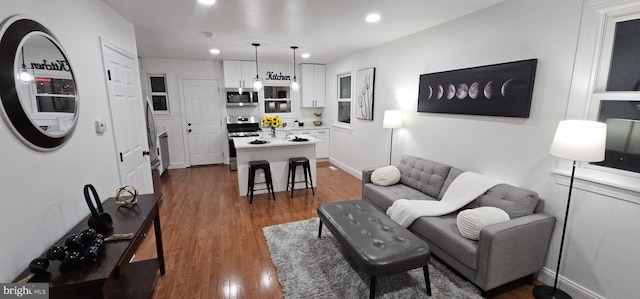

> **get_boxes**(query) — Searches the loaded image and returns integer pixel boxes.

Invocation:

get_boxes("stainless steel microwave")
[226,91,258,106]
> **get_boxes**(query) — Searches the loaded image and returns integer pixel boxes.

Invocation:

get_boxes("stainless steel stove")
[227,116,262,170]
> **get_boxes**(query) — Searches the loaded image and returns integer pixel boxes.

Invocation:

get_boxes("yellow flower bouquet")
[262,114,283,137]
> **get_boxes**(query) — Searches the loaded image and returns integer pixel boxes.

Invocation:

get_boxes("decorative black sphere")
[91,238,105,251]
[64,234,84,250]
[28,257,49,273]
[79,228,97,244]
[84,245,101,263]
[46,245,66,261]
[61,251,82,267]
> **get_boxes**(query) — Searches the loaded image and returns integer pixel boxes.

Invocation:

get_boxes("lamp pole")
[535,120,607,299]
[533,160,575,299]
[388,128,395,165]
[382,110,402,165]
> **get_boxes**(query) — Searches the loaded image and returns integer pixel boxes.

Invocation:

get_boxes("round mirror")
[0,15,78,151]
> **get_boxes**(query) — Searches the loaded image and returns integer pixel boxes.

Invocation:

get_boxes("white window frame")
[148,74,170,114]
[560,0,640,205]
[335,72,352,128]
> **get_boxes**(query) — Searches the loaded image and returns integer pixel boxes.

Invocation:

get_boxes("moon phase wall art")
[417,59,537,118]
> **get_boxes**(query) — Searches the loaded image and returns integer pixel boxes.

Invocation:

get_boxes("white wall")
[325,0,639,298]
[0,0,138,282]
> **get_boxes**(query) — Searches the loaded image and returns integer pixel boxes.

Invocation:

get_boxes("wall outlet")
[95,120,107,134]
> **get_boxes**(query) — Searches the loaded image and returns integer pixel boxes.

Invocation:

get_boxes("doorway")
[101,40,152,193]
[183,79,223,166]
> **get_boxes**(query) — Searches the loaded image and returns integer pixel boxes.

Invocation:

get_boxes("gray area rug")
[263,218,483,299]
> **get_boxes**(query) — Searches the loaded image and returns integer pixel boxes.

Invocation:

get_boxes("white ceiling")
[103,0,504,64]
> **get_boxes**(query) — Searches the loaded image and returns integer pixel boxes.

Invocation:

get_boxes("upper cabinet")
[301,64,325,107]
[223,60,256,89]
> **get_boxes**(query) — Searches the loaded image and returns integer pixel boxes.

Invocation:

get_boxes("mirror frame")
[0,15,78,151]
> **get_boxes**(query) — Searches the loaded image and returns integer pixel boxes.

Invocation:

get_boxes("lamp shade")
[383,110,403,129]
[549,120,607,162]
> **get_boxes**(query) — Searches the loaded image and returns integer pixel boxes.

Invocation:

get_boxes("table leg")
[153,208,166,275]
[369,276,377,299]
[318,220,323,238]
[423,265,431,296]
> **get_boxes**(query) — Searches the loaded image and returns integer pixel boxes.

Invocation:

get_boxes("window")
[148,74,169,113]
[589,11,640,174]
[562,0,640,202]
[337,73,351,124]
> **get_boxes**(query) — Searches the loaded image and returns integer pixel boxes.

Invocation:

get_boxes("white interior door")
[183,79,223,166]
[101,41,152,193]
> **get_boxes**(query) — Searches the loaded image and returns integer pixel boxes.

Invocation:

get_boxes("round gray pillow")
[370,166,401,186]
[457,207,510,240]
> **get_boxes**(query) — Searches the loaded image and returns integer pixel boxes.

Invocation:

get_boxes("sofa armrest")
[362,166,381,184]
[475,213,556,291]
[362,167,379,200]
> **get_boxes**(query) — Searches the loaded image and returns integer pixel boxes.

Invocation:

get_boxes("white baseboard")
[537,267,604,299]
[168,162,187,169]
[328,158,361,179]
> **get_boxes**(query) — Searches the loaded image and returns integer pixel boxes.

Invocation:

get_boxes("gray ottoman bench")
[317,200,432,298]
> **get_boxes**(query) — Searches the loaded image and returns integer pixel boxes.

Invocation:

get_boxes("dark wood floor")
[135,162,536,298]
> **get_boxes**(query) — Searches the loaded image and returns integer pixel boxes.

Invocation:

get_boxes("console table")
[13,193,165,299]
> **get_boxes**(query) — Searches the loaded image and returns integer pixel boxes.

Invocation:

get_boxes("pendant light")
[19,47,33,84]
[290,46,299,91]
[252,43,263,90]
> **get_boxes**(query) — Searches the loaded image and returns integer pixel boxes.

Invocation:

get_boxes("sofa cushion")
[457,207,510,240]
[370,166,401,186]
[409,214,479,270]
[398,155,452,199]
[363,183,436,211]
[465,184,540,218]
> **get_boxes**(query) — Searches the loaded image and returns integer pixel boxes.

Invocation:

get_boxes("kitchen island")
[234,134,321,196]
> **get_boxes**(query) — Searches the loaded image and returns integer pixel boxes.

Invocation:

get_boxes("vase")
[270,127,277,138]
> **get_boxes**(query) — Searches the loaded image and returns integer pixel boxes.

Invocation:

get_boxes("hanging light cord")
[292,46,297,80]
[21,47,26,69]
[253,43,260,79]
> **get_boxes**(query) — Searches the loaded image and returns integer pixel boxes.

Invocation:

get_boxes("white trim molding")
[552,166,640,205]
[537,267,607,299]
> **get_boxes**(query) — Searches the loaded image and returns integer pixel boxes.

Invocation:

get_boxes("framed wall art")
[355,67,375,120]
[417,59,537,118]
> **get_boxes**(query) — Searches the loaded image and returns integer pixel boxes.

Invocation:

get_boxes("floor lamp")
[534,120,607,299]
[383,110,403,165]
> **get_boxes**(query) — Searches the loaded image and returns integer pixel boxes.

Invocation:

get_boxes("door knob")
[188,129,192,133]
[142,151,150,156]
[188,123,192,126]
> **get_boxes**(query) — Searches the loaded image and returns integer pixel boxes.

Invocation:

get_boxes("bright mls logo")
[0,284,48,299]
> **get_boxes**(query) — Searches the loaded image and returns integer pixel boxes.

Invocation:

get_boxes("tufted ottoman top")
[317,200,430,277]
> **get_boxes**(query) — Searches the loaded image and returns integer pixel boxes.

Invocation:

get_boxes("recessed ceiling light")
[301,53,310,59]
[366,13,381,23]
[210,48,220,55]
[198,0,216,5]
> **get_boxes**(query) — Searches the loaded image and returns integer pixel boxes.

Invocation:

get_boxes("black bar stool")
[286,157,315,198]
[247,160,275,204]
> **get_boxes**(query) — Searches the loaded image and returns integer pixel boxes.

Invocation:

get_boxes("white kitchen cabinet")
[291,128,329,159]
[301,64,326,107]
[223,60,256,89]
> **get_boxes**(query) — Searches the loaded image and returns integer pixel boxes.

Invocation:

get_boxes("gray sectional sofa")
[362,154,556,293]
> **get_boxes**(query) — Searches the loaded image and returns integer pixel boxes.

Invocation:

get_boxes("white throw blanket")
[386,171,503,228]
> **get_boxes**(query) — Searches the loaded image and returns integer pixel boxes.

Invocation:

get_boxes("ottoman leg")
[369,276,377,299]
[423,265,432,296]
[318,220,323,238]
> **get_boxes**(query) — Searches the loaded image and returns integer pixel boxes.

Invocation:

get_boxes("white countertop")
[234,134,321,149]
